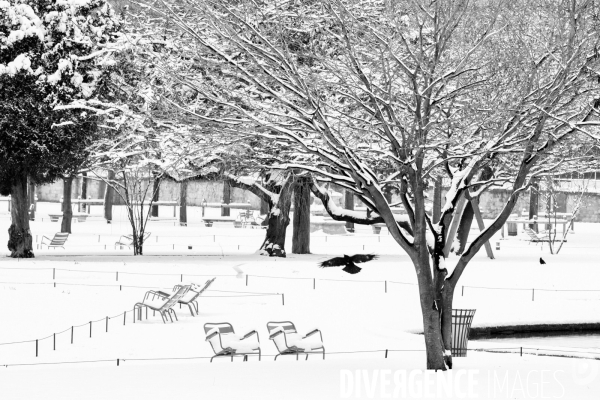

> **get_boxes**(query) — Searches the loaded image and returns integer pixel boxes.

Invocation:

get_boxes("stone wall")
[34,178,262,209]
[32,178,600,222]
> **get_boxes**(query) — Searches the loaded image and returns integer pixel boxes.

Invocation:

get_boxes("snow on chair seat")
[40,233,69,249]
[133,285,190,323]
[267,321,325,360]
[204,322,261,362]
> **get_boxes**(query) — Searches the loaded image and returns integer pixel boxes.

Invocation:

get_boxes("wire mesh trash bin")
[451,309,476,357]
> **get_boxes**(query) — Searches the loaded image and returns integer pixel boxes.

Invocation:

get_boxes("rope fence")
[2,264,600,301]
[2,345,599,368]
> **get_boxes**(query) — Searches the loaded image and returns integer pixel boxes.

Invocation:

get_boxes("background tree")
[0,0,122,257]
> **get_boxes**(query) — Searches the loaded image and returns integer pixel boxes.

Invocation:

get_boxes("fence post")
[385,281,387,293]
[281,293,284,306]
[532,289,535,301]
[123,311,126,326]
[71,326,73,344]
[246,275,248,286]
[313,278,316,290]
[53,268,55,280]
[106,316,108,333]
[120,285,122,291]
[36,339,38,357]
[53,333,56,350]
[385,349,388,359]
[520,347,523,356]
[89,321,92,338]
[117,359,120,366]
[181,274,183,282]
[462,286,464,296]
[116,271,118,281]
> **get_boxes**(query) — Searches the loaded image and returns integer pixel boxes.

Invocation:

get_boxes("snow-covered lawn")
[0,203,598,399]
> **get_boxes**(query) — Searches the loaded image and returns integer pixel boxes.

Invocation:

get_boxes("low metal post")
[71,326,73,344]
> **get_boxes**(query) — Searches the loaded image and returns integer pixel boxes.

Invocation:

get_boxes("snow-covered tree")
[0,0,122,257]
[145,0,600,370]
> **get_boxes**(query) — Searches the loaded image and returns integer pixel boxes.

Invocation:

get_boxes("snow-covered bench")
[310,220,347,235]
[202,217,243,228]
[48,213,89,222]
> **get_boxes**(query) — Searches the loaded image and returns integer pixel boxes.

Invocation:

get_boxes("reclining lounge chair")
[156,278,216,316]
[133,285,190,323]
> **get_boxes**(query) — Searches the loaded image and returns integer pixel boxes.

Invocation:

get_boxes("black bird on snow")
[319,254,378,274]
[539,257,546,265]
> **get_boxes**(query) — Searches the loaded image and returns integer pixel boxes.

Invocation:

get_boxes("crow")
[319,254,378,274]
[539,257,546,265]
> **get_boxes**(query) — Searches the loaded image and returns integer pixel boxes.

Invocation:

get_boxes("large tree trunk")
[179,180,188,226]
[344,189,355,233]
[221,181,231,216]
[418,250,453,371]
[151,173,161,217]
[259,179,293,257]
[260,198,269,226]
[61,176,74,234]
[8,173,34,258]
[28,179,36,221]
[292,178,311,254]
[80,172,87,213]
[104,170,115,224]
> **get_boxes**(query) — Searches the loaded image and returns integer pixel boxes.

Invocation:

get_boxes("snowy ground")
[0,203,599,399]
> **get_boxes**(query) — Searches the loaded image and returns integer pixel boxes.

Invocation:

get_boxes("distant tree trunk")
[151,173,161,217]
[179,180,188,226]
[433,177,442,224]
[344,190,355,233]
[454,201,474,255]
[383,185,393,203]
[8,173,33,258]
[292,178,311,254]
[221,181,231,216]
[529,178,539,233]
[61,176,74,234]
[259,178,294,257]
[80,172,87,213]
[104,170,115,224]
[27,179,36,221]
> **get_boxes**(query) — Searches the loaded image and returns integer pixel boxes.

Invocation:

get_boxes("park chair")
[238,209,260,228]
[204,322,261,362]
[267,321,325,360]
[115,231,151,249]
[524,226,566,244]
[40,232,69,249]
[156,278,216,316]
[133,285,190,323]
